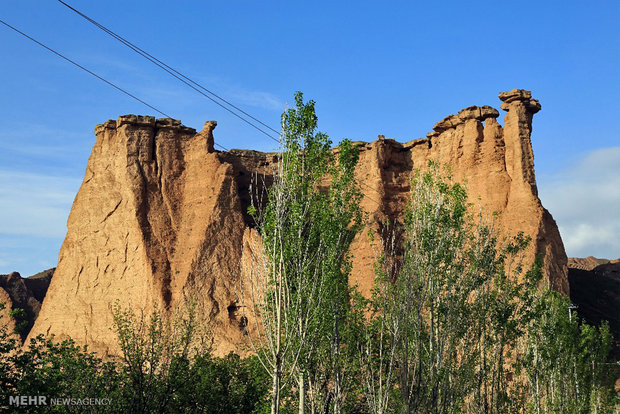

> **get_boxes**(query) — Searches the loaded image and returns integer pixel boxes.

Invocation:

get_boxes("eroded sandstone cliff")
[28,89,568,355]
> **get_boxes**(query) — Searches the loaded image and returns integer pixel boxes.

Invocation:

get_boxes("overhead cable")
[0,18,229,152]
[55,1,389,202]
[0,18,170,119]
[56,0,281,143]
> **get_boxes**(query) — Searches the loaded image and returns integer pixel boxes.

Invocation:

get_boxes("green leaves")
[519,290,617,413]
[244,91,363,414]
[0,301,269,414]
[365,161,618,413]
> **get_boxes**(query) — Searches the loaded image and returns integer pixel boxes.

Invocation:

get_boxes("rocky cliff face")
[0,269,53,340]
[28,89,569,355]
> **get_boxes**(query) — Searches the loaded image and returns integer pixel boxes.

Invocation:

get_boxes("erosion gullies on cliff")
[27,89,569,355]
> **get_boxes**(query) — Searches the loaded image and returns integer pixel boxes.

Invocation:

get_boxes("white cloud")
[0,141,85,160]
[538,147,620,259]
[67,51,286,115]
[225,87,285,111]
[138,74,285,113]
[0,170,80,238]
[0,125,90,160]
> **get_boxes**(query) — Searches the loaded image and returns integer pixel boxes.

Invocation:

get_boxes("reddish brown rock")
[0,269,53,340]
[568,256,620,272]
[28,89,569,355]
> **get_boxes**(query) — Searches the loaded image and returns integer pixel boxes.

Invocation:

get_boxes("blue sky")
[0,1,618,275]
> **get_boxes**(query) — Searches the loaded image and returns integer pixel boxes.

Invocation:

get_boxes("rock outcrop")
[568,256,620,391]
[28,89,569,355]
[568,257,620,339]
[568,256,620,273]
[0,269,54,340]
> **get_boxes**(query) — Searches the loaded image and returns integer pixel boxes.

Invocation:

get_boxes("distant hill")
[0,269,54,340]
[568,257,620,355]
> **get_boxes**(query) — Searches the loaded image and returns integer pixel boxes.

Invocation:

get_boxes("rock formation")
[568,256,620,273]
[28,89,569,355]
[568,257,620,341]
[567,256,620,389]
[0,269,53,340]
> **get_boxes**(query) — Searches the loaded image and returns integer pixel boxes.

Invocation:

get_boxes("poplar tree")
[242,92,362,414]
[364,162,617,414]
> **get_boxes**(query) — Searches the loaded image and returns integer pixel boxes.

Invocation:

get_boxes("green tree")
[111,301,272,413]
[1,303,122,413]
[9,336,122,413]
[111,299,210,413]
[357,228,401,414]
[387,162,480,413]
[0,302,20,405]
[176,353,270,414]
[363,162,618,414]
[518,290,617,413]
[242,91,362,414]
[1,300,272,413]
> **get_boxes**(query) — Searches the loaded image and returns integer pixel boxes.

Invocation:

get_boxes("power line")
[3,13,380,198]
[1,17,379,199]
[0,18,229,152]
[0,18,170,119]
[53,1,390,202]
[56,0,281,144]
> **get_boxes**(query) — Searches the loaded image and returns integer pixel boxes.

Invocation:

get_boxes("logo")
[8,395,112,407]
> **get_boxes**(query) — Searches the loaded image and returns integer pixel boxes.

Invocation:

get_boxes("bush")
[0,302,270,413]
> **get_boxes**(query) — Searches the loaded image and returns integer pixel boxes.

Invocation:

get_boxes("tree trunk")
[299,371,305,414]
[272,353,281,414]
